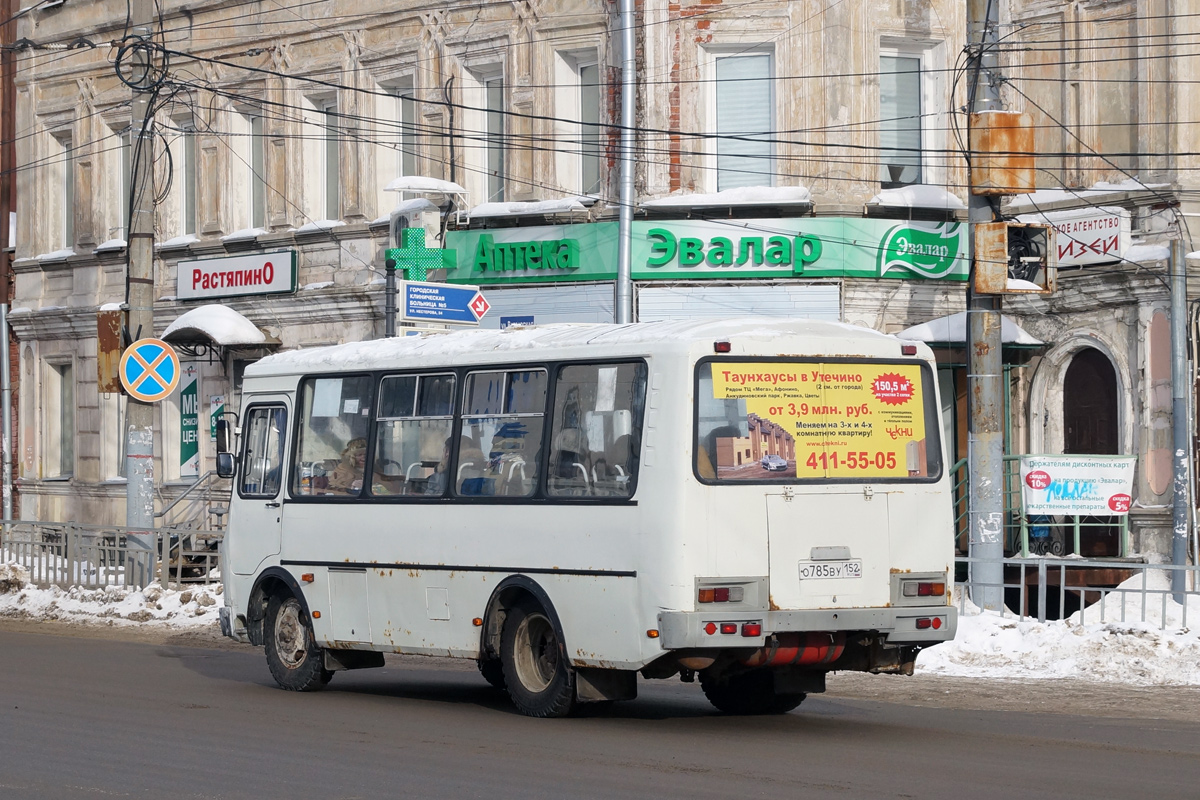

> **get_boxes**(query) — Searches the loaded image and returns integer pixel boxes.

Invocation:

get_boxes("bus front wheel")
[700,669,805,715]
[264,594,333,692]
[500,599,576,717]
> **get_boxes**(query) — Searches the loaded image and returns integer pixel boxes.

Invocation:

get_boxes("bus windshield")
[695,358,942,483]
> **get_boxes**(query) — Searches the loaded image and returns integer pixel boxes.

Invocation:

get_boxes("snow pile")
[0,561,29,593]
[918,573,1200,686]
[0,562,220,629]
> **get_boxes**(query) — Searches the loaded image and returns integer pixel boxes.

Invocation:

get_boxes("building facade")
[7,0,1197,565]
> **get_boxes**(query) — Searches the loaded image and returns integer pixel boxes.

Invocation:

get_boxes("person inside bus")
[422,437,454,496]
[326,437,368,494]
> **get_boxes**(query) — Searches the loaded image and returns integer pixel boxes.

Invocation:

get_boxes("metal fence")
[0,520,222,590]
[956,556,1199,628]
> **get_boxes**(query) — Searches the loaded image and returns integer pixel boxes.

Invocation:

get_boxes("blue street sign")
[401,280,490,324]
[120,338,181,402]
[500,316,535,329]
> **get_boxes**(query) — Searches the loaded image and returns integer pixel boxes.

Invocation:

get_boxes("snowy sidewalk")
[0,562,221,630]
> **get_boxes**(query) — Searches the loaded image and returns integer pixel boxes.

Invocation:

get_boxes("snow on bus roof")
[247,318,897,376]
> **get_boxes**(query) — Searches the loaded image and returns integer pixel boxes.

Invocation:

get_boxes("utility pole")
[613,0,635,324]
[125,0,157,579]
[1170,240,1189,601]
[966,0,1005,611]
[0,0,16,523]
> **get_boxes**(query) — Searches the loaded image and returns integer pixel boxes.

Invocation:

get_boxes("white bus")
[217,319,956,717]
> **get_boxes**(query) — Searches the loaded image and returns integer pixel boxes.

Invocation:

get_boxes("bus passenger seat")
[593,434,632,496]
[550,428,591,495]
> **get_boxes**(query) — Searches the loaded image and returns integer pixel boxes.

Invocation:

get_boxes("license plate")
[798,560,862,580]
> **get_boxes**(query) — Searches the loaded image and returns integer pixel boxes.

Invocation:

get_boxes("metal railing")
[955,556,1198,627]
[0,520,222,590]
[155,471,232,531]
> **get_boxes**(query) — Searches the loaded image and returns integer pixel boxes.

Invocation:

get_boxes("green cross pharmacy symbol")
[385,227,453,281]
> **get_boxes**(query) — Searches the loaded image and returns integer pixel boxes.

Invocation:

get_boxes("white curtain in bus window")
[240,406,286,497]
[293,375,374,496]
[547,363,647,497]
[458,370,547,497]
[374,373,456,496]
[695,361,941,482]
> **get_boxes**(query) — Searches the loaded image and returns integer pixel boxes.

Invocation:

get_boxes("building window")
[554,52,603,195]
[44,361,74,478]
[251,115,266,228]
[485,77,505,202]
[879,55,923,187]
[375,79,418,217]
[229,110,266,231]
[49,132,74,249]
[101,392,127,479]
[118,127,131,240]
[171,122,198,236]
[712,52,773,191]
[461,68,505,204]
[301,96,340,222]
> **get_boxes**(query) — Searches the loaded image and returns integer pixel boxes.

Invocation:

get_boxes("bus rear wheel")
[500,599,576,717]
[264,594,333,692]
[700,669,805,715]
[478,657,506,690]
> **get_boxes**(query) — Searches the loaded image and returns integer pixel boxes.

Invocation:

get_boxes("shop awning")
[897,312,1044,346]
[163,304,267,346]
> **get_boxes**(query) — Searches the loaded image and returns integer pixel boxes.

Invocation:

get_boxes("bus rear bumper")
[657,606,957,650]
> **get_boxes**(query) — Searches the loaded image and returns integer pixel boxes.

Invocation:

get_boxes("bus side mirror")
[215,419,236,478]
[216,418,231,454]
[216,452,236,479]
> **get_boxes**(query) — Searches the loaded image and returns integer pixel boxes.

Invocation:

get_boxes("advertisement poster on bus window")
[1019,455,1137,515]
[710,362,927,479]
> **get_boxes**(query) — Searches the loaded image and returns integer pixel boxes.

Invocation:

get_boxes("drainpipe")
[1171,240,1190,601]
[613,0,636,324]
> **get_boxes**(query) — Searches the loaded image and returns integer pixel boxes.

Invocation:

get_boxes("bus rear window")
[695,360,942,483]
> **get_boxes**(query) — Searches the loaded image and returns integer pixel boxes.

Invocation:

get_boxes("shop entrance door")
[1063,348,1120,556]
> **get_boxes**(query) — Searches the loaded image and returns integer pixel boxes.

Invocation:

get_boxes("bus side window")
[292,375,374,497]
[374,373,456,497]
[547,363,646,498]
[240,406,286,498]
[459,370,546,497]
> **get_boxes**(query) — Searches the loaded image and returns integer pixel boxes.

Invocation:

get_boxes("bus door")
[230,400,290,576]
[764,487,892,610]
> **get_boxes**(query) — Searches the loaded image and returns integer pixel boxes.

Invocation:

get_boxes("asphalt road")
[0,628,1198,800]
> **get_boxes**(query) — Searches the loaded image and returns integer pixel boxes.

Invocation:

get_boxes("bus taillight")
[741,622,762,637]
[903,581,946,597]
[698,586,744,603]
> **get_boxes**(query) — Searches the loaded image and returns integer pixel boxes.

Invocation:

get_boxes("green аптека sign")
[443,219,967,284]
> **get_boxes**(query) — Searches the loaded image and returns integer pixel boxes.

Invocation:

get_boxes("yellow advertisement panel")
[710,362,927,479]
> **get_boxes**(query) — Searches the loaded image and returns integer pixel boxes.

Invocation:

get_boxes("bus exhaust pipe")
[741,632,846,668]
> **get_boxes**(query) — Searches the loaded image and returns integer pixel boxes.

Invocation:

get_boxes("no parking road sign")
[120,338,181,402]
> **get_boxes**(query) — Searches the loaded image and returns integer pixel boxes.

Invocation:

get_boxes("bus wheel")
[700,669,805,715]
[478,657,506,690]
[500,599,576,717]
[264,594,333,691]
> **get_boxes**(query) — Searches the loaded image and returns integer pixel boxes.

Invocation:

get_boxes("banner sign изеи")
[443,219,968,285]
[1019,455,1138,515]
